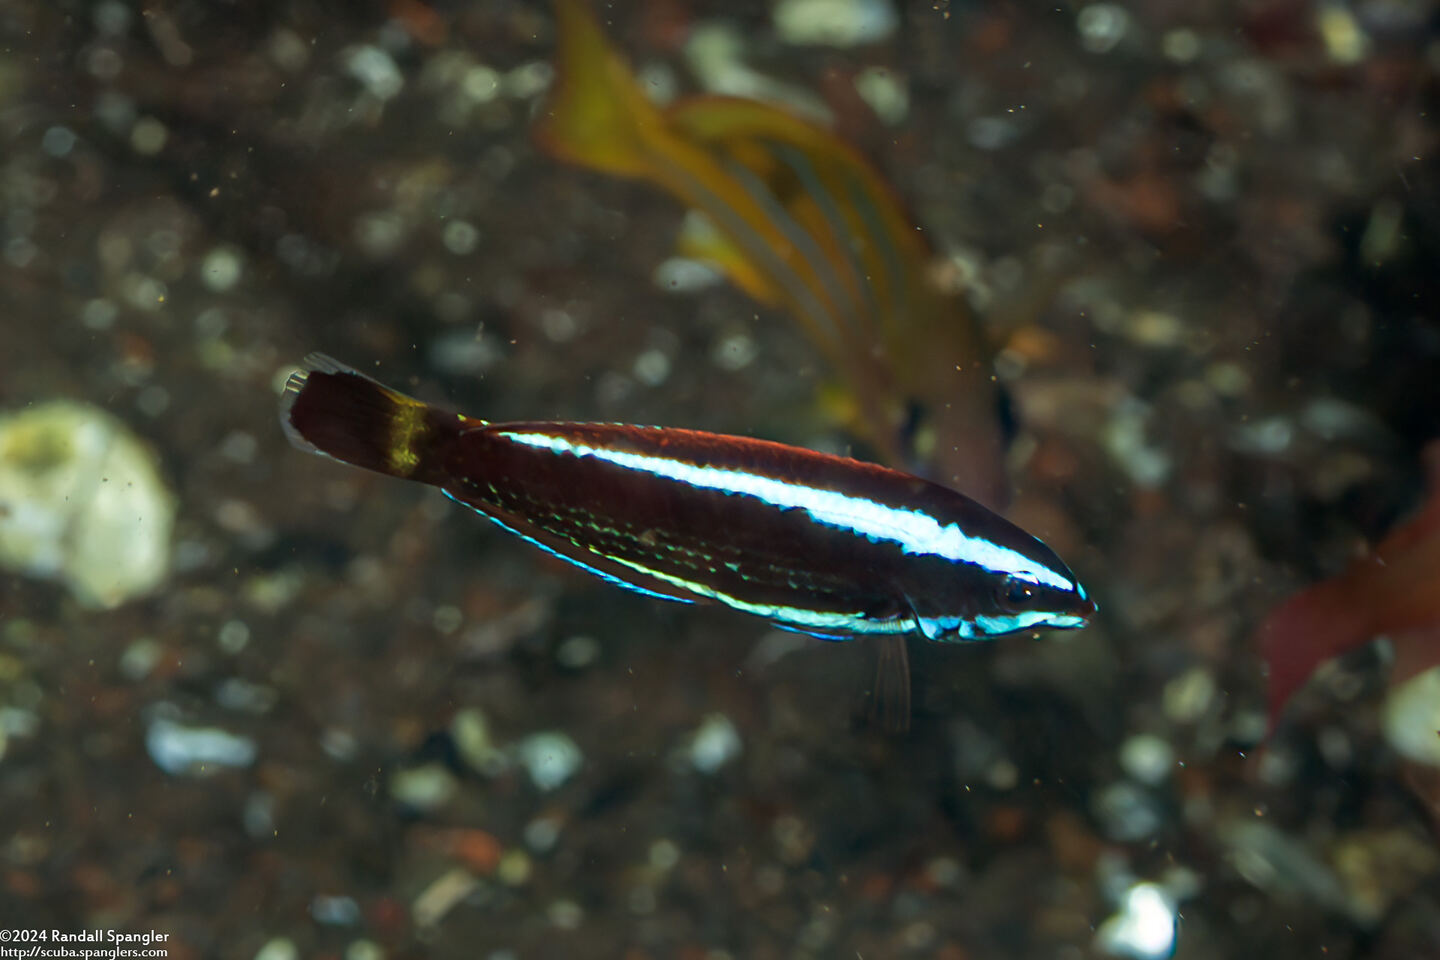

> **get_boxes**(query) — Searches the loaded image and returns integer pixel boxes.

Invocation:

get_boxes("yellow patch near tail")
[387,398,431,476]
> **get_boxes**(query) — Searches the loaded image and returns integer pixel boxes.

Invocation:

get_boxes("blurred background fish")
[1259,440,1440,733]
[533,0,1010,509]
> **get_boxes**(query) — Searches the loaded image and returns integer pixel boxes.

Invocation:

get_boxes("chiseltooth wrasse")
[1259,441,1440,725]
[280,354,1094,643]
[533,0,1009,511]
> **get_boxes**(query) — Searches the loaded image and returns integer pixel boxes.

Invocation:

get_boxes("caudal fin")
[280,353,457,485]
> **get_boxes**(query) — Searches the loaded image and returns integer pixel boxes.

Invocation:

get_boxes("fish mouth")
[1048,589,1098,629]
[1043,612,1091,630]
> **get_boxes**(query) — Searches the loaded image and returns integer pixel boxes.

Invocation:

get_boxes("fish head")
[972,569,1096,637]
[911,519,1095,642]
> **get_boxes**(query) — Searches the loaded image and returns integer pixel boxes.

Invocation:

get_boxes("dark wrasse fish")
[280,355,1093,642]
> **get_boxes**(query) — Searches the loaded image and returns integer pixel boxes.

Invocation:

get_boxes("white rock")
[774,0,898,47]
[1119,734,1175,786]
[517,731,583,791]
[1383,666,1440,766]
[0,401,175,608]
[689,713,742,774]
[147,714,257,776]
[1095,882,1177,959]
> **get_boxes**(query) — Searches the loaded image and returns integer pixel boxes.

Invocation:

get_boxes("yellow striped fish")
[533,0,1009,510]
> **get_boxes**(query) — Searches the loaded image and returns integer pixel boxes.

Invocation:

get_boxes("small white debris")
[41,126,77,158]
[1161,29,1201,64]
[244,791,276,837]
[632,349,672,387]
[1317,5,1369,65]
[253,938,299,960]
[653,256,722,293]
[1093,782,1162,841]
[119,637,164,681]
[82,298,119,330]
[497,849,532,886]
[201,245,244,292]
[555,635,600,669]
[269,29,310,72]
[215,677,277,714]
[389,764,459,811]
[517,731,583,791]
[1162,667,1216,724]
[147,714,257,776]
[1095,882,1178,959]
[1119,734,1175,786]
[774,0,898,47]
[1126,310,1185,348]
[460,65,500,103]
[353,211,406,259]
[345,45,404,100]
[711,332,759,372]
[311,895,362,926]
[540,308,579,343]
[685,23,831,121]
[442,220,480,256]
[853,66,908,125]
[1102,397,1171,488]
[1229,416,1294,455]
[451,708,508,775]
[432,604,463,634]
[217,619,251,654]
[523,815,562,853]
[504,61,554,100]
[428,330,500,375]
[130,116,168,155]
[649,838,681,871]
[547,899,584,930]
[1078,4,1131,55]
[412,868,477,928]
[689,713,742,774]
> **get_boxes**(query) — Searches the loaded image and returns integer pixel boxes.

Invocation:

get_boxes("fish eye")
[1003,579,1036,605]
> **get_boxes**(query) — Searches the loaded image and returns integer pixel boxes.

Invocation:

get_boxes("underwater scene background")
[1,1,1438,957]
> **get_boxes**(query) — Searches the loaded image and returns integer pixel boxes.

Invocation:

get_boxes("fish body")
[534,0,1008,509]
[1260,442,1440,721]
[281,355,1093,642]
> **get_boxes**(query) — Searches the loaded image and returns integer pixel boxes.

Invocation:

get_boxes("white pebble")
[1078,4,1131,54]
[774,0,898,47]
[389,764,458,811]
[689,713,742,774]
[1383,666,1440,766]
[201,246,244,292]
[1119,734,1175,786]
[1095,882,1177,959]
[0,402,176,608]
[345,45,404,100]
[517,731,583,791]
[147,713,257,776]
[254,939,298,960]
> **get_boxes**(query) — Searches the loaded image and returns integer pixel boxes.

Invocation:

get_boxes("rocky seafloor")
[1,1,1437,957]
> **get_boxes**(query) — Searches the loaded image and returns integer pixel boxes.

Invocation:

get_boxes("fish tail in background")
[1258,577,1371,725]
[531,0,668,180]
[280,354,462,487]
[534,0,1010,509]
